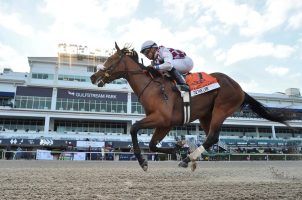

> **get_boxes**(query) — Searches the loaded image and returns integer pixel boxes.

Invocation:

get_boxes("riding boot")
[169,68,190,92]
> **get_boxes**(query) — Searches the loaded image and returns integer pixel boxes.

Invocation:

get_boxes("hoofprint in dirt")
[0,161,301,200]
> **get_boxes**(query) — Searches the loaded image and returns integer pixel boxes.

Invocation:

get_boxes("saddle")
[145,68,220,95]
[144,68,220,124]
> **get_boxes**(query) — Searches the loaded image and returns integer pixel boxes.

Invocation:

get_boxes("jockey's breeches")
[171,56,194,74]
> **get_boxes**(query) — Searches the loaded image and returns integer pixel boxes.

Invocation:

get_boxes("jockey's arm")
[153,47,173,71]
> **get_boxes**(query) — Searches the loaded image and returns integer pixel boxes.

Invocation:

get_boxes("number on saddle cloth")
[185,72,218,91]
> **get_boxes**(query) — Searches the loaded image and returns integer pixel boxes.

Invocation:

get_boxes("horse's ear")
[115,42,121,55]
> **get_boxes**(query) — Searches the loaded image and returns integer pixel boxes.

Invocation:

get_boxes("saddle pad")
[185,72,220,96]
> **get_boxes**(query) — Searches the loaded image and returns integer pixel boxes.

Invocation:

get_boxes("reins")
[121,59,163,102]
[98,49,168,102]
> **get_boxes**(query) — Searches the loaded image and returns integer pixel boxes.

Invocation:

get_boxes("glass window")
[67,99,74,110]
[54,98,128,113]
[84,100,89,111]
[79,100,85,111]
[56,98,62,110]
[33,98,39,109]
[48,74,54,80]
[32,73,54,80]
[73,99,79,111]
[131,102,144,114]
[95,102,101,112]
[90,100,96,112]
[100,102,106,112]
[61,99,67,110]
[14,97,21,108]
[46,98,51,109]
[58,75,64,80]
[57,74,90,82]
[87,66,95,72]
[0,118,44,131]
[26,96,33,109]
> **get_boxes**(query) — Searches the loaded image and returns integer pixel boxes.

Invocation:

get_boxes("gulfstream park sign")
[57,89,127,101]
[68,90,117,99]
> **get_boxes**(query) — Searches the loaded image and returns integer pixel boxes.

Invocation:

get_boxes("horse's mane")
[121,45,162,78]
[121,45,139,63]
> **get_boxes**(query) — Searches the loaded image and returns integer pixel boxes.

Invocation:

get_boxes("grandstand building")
[0,51,302,154]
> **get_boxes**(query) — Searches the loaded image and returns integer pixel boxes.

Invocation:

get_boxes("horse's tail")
[242,92,291,126]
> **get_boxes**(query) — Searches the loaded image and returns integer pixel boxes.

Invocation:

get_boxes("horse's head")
[90,42,139,87]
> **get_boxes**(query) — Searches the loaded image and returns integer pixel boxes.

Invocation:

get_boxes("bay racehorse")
[90,43,294,171]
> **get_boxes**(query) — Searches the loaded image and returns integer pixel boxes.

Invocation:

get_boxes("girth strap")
[180,90,191,124]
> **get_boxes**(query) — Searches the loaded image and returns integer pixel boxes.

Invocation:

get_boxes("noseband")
[98,50,145,84]
[103,53,125,77]
[96,53,124,85]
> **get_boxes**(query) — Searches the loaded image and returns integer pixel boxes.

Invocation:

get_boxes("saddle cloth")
[185,72,220,97]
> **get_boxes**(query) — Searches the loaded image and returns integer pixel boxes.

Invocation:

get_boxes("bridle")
[98,53,124,82]
[99,51,141,81]
[96,50,166,102]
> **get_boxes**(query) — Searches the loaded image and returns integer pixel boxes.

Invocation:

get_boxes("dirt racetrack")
[0,160,301,200]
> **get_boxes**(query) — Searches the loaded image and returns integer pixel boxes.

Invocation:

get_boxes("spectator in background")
[5,145,13,160]
[15,146,22,160]
[175,138,190,160]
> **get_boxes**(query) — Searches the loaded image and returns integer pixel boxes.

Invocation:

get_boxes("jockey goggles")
[140,42,157,54]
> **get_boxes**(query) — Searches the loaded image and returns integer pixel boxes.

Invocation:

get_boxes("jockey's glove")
[153,65,160,70]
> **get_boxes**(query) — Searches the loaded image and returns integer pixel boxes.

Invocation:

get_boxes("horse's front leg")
[130,114,166,171]
[130,122,148,171]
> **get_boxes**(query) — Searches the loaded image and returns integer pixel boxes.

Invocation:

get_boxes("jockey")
[140,40,193,92]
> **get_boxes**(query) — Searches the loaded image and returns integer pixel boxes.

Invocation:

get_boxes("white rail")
[1,150,302,161]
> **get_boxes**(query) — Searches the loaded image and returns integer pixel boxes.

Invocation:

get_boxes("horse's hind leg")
[199,114,212,136]
[201,110,226,151]
[149,127,173,154]
[201,90,244,152]
[180,100,243,169]
[179,109,228,168]
[177,115,211,168]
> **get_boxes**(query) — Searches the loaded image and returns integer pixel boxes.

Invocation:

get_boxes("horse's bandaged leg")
[189,145,205,160]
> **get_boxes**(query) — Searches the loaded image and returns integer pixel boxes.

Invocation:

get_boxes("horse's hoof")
[191,161,197,172]
[140,160,148,171]
[178,161,188,168]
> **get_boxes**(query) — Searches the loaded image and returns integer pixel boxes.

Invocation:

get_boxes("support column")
[127,92,132,114]
[256,127,259,138]
[51,88,57,110]
[272,125,276,139]
[44,116,50,134]
[196,124,200,141]
[126,120,134,135]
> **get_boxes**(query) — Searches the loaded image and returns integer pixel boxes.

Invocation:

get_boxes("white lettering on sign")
[67,91,117,99]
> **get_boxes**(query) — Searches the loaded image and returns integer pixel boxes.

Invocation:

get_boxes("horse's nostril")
[97,81,104,87]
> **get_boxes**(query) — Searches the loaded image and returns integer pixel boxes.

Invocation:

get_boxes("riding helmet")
[140,40,158,53]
